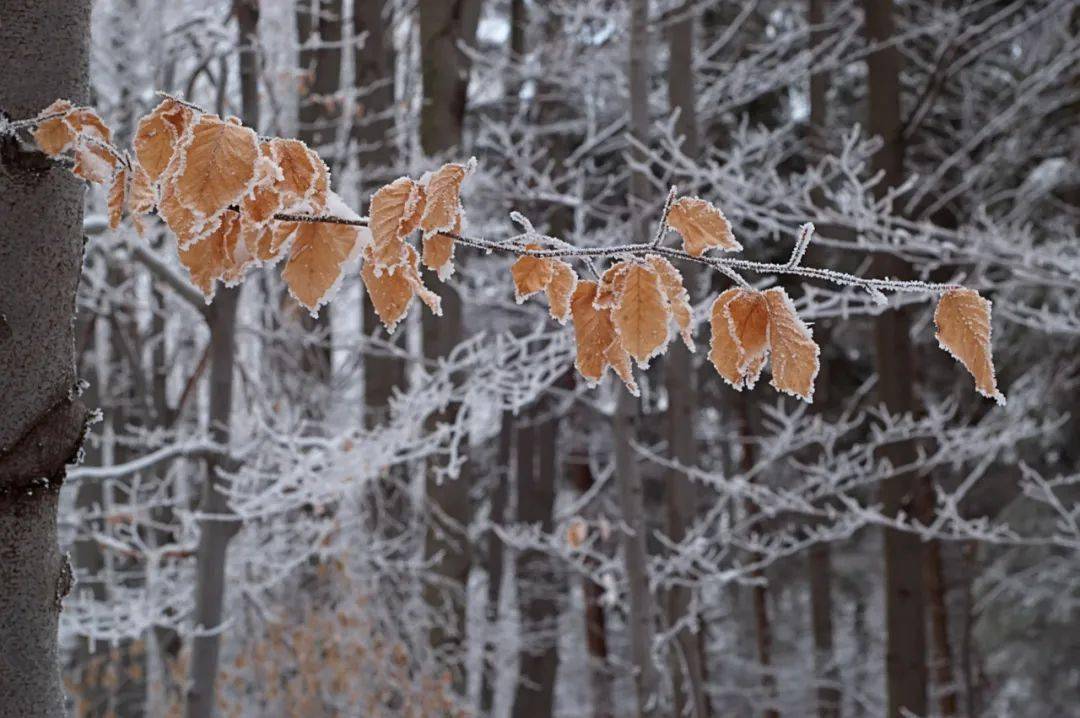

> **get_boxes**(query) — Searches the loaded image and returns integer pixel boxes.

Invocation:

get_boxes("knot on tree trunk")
[0,396,89,501]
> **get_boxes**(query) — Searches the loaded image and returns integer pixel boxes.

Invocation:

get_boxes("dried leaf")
[128,162,156,215]
[170,114,259,223]
[604,337,639,395]
[32,99,76,156]
[420,160,472,235]
[360,244,438,332]
[570,281,618,384]
[566,518,588,549]
[646,255,694,350]
[667,197,741,256]
[545,260,578,324]
[610,262,671,367]
[594,262,632,310]
[709,288,769,390]
[158,180,211,247]
[134,98,191,181]
[762,287,819,402]
[65,107,112,144]
[242,151,285,227]
[369,177,425,272]
[107,166,127,229]
[71,139,118,185]
[422,233,456,279]
[934,288,1003,404]
[177,214,242,301]
[511,248,554,302]
[282,220,361,313]
[400,245,442,315]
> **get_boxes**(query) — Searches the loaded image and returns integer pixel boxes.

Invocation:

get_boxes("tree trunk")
[618,2,660,716]
[924,539,958,716]
[0,2,92,715]
[663,5,710,717]
[417,0,482,697]
[511,407,560,717]
[480,411,513,714]
[861,2,928,716]
[185,7,260,714]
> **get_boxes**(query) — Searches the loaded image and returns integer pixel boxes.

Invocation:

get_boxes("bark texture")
[861,2,928,716]
[0,2,92,715]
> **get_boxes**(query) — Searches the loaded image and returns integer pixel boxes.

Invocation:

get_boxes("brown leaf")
[594,262,632,310]
[32,99,76,156]
[570,281,618,384]
[934,288,1003,404]
[158,180,211,247]
[610,262,671,367]
[170,114,258,225]
[511,247,554,302]
[604,336,639,395]
[134,98,192,180]
[709,288,769,390]
[369,177,425,272]
[360,244,437,332]
[421,211,459,280]
[545,260,578,324]
[282,220,361,312]
[107,166,127,229]
[242,151,285,227]
[646,255,694,350]
[178,214,242,301]
[420,160,472,235]
[667,197,741,256]
[71,138,118,185]
[762,287,819,402]
[128,162,156,215]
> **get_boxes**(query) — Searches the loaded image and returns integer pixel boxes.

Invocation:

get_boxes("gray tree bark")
[0,2,92,715]
[184,6,260,716]
[861,2,928,716]
[417,0,482,697]
[663,5,710,717]
[617,2,660,716]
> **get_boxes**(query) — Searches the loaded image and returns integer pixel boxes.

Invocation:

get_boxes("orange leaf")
[667,197,741,256]
[604,336,640,395]
[570,281,618,384]
[270,138,328,211]
[158,180,212,247]
[134,98,192,181]
[709,288,769,390]
[934,288,1003,405]
[107,166,127,229]
[242,151,285,227]
[422,233,456,279]
[762,287,819,402]
[282,220,361,313]
[32,99,76,156]
[511,248,554,302]
[71,139,118,185]
[169,114,258,226]
[361,244,439,332]
[128,162,156,215]
[545,260,578,324]
[177,214,242,301]
[420,160,472,235]
[610,262,671,367]
[369,177,425,272]
[646,255,694,351]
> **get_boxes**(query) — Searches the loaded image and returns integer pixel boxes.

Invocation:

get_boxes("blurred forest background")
[58,0,1077,716]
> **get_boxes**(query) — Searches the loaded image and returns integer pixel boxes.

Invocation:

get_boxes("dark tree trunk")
[861,2,928,716]
[480,411,513,713]
[0,2,92,715]
[417,0,482,696]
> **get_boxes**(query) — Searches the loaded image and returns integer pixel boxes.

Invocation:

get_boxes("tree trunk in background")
[861,2,928,716]
[663,5,710,717]
[417,0,482,696]
[619,2,659,716]
[806,2,840,716]
[185,7,260,716]
[512,406,560,717]
[0,2,91,715]
[480,411,513,713]
[924,540,958,716]
[295,0,342,394]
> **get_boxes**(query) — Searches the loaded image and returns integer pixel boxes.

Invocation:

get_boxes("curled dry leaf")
[709,288,769,391]
[281,220,361,313]
[610,262,671,367]
[422,233,456,278]
[169,114,258,235]
[545,260,577,324]
[71,139,118,184]
[107,166,127,230]
[134,98,192,180]
[667,197,741,256]
[178,213,244,301]
[270,138,328,211]
[934,288,1004,405]
[420,160,472,235]
[646,255,694,350]
[369,177,425,272]
[128,162,156,216]
[511,247,555,302]
[762,287,819,401]
[570,281,638,394]
[361,244,440,333]
[32,99,76,156]
[158,179,212,248]
[242,150,285,227]
[566,518,589,549]
[594,261,632,310]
